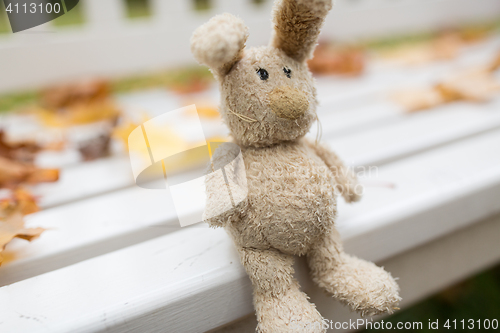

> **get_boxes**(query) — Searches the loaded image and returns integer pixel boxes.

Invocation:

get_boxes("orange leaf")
[0,211,44,265]
[308,43,365,76]
[0,156,59,189]
[392,88,445,112]
[0,131,40,164]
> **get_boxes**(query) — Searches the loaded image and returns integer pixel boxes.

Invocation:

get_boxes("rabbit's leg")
[307,229,401,316]
[239,247,325,333]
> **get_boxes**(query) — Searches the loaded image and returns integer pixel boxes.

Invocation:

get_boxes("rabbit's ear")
[191,13,249,79]
[271,0,332,63]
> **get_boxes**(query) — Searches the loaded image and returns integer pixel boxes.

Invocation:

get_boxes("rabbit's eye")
[256,68,269,81]
[283,67,292,78]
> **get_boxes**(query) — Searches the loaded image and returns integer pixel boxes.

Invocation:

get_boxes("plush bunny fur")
[192,1,401,332]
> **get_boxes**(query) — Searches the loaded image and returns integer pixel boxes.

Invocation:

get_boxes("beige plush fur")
[192,1,401,331]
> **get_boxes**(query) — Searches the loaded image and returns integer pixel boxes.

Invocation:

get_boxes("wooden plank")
[2,129,500,333]
[329,98,500,166]
[33,155,134,208]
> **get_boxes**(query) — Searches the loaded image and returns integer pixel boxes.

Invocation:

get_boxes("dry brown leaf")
[308,43,365,76]
[0,189,43,265]
[0,156,32,188]
[490,53,500,72]
[41,79,111,109]
[36,78,121,129]
[0,131,40,164]
[458,27,488,44]
[0,188,40,216]
[0,212,44,265]
[43,140,66,151]
[37,99,120,127]
[380,32,464,65]
[26,168,60,185]
[78,133,112,161]
[437,68,500,102]
[392,88,445,112]
[432,32,463,60]
[169,79,212,94]
[393,67,500,112]
[0,156,59,188]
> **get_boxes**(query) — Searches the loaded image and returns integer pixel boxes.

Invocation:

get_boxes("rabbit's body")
[228,139,337,255]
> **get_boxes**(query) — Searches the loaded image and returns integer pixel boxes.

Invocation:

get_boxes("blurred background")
[1,1,500,332]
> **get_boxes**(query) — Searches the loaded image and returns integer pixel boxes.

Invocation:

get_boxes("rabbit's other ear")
[271,0,332,63]
[191,13,249,79]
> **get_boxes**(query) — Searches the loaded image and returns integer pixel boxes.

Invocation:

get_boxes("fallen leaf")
[0,188,40,216]
[392,88,445,112]
[308,43,365,76]
[0,131,40,164]
[78,133,111,161]
[0,156,59,188]
[166,69,213,94]
[0,189,43,265]
[379,32,463,65]
[393,67,500,112]
[26,168,60,185]
[36,100,120,127]
[0,156,31,188]
[41,79,111,109]
[43,140,66,151]
[0,211,44,265]
[433,33,463,58]
[490,53,500,72]
[437,68,500,102]
[169,79,212,94]
[458,26,488,44]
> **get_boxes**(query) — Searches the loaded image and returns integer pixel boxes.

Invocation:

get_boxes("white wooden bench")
[1,1,500,332]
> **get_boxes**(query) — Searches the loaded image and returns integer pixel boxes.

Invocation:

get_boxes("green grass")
[252,0,267,5]
[111,66,213,93]
[124,0,152,19]
[193,0,212,11]
[0,91,38,113]
[364,264,500,332]
[0,1,11,34]
[52,1,85,27]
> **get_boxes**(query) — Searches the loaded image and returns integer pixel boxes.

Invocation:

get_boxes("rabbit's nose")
[268,86,309,120]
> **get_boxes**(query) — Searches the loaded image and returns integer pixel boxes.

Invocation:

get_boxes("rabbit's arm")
[305,139,362,203]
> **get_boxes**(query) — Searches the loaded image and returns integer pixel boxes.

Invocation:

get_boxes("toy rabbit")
[192,1,401,332]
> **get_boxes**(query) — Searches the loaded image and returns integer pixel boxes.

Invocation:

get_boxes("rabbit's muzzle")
[268,86,309,120]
